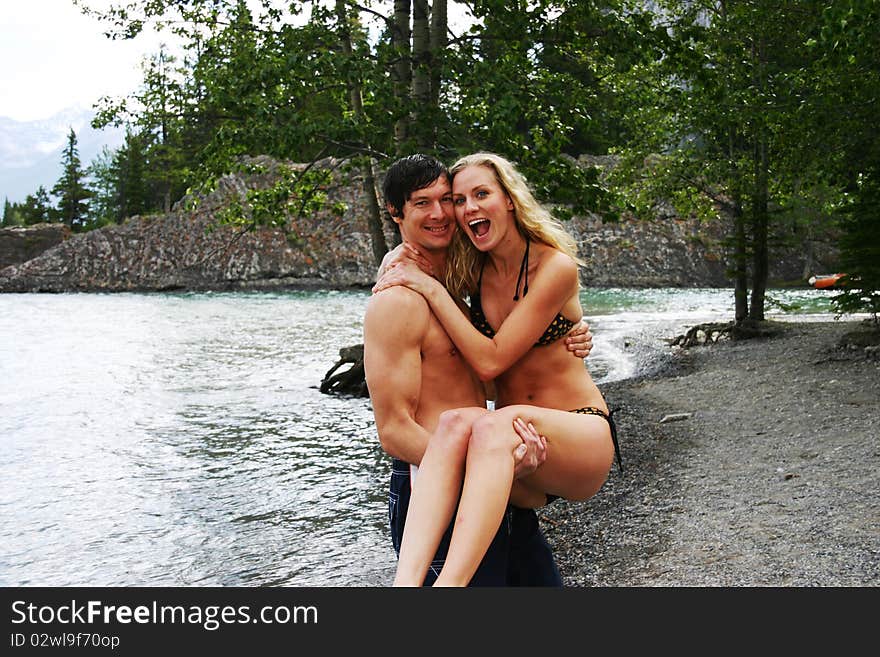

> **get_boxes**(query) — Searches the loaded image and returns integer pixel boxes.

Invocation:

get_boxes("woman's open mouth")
[468,219,490,238]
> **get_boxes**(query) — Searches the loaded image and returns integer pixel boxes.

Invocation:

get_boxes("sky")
[0,1,476,124]
[0,1,168,122]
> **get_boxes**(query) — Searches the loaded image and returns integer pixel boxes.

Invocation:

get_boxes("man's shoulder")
[365,286,430,317]
[364,288,432,342]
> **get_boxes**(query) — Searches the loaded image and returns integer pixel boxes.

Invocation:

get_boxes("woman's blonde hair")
[445,152,584,299]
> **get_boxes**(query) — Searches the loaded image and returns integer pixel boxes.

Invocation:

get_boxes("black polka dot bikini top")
[468,237,578,347]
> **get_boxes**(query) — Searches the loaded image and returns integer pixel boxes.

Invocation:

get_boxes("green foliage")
[1,188,54,227]
[605,0,841,321]
[55,0,876,309]
[803,0,880,317]
[444,0,637,216]
[87,147,120,226]
[21,187,54,225]
[212,160,336,232]
[833,176,880,321]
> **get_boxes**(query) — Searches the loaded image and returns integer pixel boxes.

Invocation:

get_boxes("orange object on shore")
[808,273,846,289]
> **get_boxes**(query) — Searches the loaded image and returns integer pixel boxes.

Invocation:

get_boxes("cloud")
[0,1,167,121]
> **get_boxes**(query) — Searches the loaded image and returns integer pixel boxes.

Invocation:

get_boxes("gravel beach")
[540,319,880,586]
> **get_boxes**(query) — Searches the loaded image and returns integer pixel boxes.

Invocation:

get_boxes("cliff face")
[0,157,837,293]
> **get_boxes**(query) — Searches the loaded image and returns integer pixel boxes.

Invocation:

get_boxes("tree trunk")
[362,161,391,263]
[731,197,749,324]
[335,0,389,266]
[428,0,447,147]
[728,127,749,324]
[392,0,412,153]
[747,34,769,323]
[412,0,431,150]
[748,133,769,322]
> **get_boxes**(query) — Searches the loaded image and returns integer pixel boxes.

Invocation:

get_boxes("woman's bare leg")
[431,411,522,586]
[434,406,615,586]
[392,407,488,586]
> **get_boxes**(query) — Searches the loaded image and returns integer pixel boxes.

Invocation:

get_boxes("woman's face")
[452,165,515,251]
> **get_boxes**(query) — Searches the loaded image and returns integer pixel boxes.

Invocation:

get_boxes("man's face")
[389,176,455,252]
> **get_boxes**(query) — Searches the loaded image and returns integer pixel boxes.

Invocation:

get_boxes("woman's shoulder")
[535,243,579,280]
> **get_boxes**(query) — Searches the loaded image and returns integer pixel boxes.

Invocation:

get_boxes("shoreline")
[540,318,880,586]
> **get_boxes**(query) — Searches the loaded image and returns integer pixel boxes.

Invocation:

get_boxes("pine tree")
[51,128,92,229]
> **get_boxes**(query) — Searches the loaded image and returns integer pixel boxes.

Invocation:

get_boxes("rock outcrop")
[0,156,838,293]
[0,157,393,293]
[0,224,71,270]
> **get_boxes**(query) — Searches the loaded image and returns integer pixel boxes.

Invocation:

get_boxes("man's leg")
[505,506,562,587]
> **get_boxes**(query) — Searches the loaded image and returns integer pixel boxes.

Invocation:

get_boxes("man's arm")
[363,287,432,465]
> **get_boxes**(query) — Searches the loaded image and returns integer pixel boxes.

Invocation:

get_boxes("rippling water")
[0,287,842,586]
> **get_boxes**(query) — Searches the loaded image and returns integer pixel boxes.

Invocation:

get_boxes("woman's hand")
[372,259,439,296]
[376,242,434,279]
[566,319,593,359]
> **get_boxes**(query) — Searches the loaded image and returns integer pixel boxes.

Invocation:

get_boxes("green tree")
[334,0,389,260]
[76,0,659,262]
[20,187,53,225]
[116,130,152,221]
[51,128,92,229]
[2,198,22,227]
[87,147,121,226]
[443,0,640,218]
[803,1,880,320]
[608,1,825,324]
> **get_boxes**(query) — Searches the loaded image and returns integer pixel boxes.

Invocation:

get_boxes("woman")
[373,153,621,586]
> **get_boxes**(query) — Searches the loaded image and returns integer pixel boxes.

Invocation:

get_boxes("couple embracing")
[364,153,621,587]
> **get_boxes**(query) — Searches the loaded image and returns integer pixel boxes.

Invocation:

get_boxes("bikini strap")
[513,237,530,301]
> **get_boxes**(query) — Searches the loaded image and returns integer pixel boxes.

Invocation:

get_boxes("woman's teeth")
[468,219,490,237]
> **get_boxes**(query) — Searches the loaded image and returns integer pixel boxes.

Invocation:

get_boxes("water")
[0,287,843,586]
[582,287,843,381]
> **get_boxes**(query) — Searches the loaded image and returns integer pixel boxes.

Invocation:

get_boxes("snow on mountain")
[0,105,125,204]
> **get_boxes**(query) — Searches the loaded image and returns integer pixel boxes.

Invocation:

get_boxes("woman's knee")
[433,409,474,451]
[469,411,522,455]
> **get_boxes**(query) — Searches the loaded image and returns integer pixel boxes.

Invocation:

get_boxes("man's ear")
[386,202,403,225]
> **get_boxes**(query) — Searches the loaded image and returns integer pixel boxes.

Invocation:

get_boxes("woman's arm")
[373,252,580,381]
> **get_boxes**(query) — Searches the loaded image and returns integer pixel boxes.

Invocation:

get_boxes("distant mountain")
[0,106,125,204]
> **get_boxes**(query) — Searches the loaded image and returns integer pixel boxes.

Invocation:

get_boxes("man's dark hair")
[382,154,449,221]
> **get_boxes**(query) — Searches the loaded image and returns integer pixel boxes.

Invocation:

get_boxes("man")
[363,154,592,585]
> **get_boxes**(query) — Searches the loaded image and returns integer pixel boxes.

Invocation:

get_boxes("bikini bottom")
[569,406,623,473]
[544,405,623,505]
